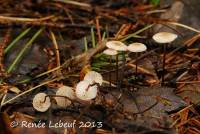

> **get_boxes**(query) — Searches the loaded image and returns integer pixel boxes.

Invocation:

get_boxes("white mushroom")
[152,32,178,85]
[152,32,178,44]
[55,86,75,108]
[106,41,127,51]
[32,93,51,112]
[127,42,147,53]
[106,41,127,88]
[103,48,118,56]
[103,48,118,88]
[127,42,147,81]
[84,71,103,86]
[75,80,98,101]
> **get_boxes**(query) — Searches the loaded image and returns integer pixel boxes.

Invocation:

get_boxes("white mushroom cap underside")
[106,41,127,51]
[103,48,118,56]
[127,42,147,52]
[153,32,178,43]
[84,71,103,85]
[55,86,75,107]
[75,80,98,100]
[32,93,51,112]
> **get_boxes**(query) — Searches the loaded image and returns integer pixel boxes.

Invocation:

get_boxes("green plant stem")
[7,27,44,73]
[4,28,31,54]
[102,31,106,41]
[84,37,88,52]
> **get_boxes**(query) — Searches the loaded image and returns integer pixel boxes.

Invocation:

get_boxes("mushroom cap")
[55,86,75,108]
[152,32,178,44]
[84,71,103,85]
[103,48,118,56]
[75,80,98,101]
[106,41,127,51]
[127,42,147,52]
[32,93,51,112]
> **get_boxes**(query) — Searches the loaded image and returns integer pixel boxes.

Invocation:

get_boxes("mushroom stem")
[162,43,167,86]
[120,51,126,87]
[109,55,112,88]
[43,95,48,103]
[116,54,119,88]
[135,52,138,82]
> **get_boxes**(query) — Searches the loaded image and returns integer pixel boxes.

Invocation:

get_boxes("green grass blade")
[7,27,44,73]
[4,27,31,54]
[84,37,88,52]
[102,31,106,41]
[121,24,154,41]
[150,0,160,6]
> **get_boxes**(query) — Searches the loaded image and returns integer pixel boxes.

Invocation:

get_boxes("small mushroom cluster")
[32,32,178,112]
[32,71,103,112]
[103,41,147,87]
[103,31,178,86]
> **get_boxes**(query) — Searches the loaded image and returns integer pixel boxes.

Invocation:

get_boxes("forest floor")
[0,0,199,134]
